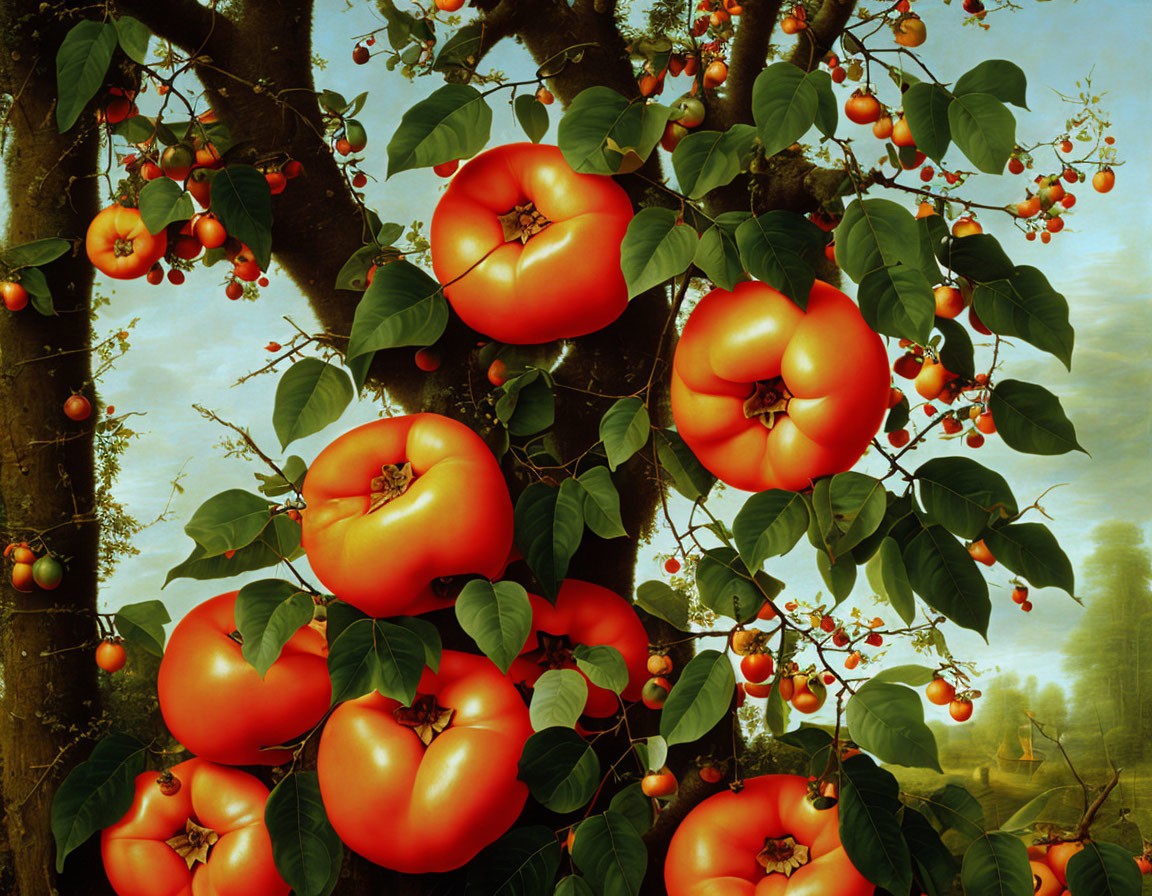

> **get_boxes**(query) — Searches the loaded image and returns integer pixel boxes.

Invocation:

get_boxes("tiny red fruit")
[1,281,29,311]
[64,395,92,421]
[949,698,974,722]
[740,653,774,684]
[225,281,244,300]
[664,557,681,574]
[414,347,441,372]
[487,359,508,387]
[96,639,127,673]
[352,45,370,65]
[433,159,459,178]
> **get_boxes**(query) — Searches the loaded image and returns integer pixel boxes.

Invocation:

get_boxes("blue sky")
[81,1,1152,706]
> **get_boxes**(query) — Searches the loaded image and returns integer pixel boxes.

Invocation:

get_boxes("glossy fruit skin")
[949,698,974,722]
[648,654,674,676]
[666,774,874,896]
[643,769,679,798]
[1,281,28,311]
[317,651,532,873]
[11,563,34,593]
[509,580,649,716]
[195,216,227,249]
[642,677,671,709]
[31,555,63,590]
[740,653,774,684]
[157,592,330,766]
[926,678,956,706]
[430,143,634,344]
[1032,860,1062,896]
[671,279,889,492]
[1045,842,1084,885]
[86,206,168,280]
[64,395,92,421]
[101,758,289,896]
[1092,168,1115,193]
[96,640,127,673]
[844,92,882,125]
[301,414,513,617]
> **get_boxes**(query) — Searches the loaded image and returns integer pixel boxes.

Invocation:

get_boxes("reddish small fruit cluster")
[925,675,977,721]
[1011,584,1032,612]
[5,542,65,592]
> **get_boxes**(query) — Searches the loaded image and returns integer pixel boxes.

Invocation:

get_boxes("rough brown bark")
[0,3,105,892]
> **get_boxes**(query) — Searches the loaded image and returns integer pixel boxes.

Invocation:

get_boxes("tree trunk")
[0,2,103,892]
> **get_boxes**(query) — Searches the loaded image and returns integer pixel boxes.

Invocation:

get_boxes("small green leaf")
[671,125,757,199]
[326,619,427,706]
[619,207,697,299]
[387,84,492,177]
[518,728,600,814]
[872,664,936,686]
[514,94,549,144]
[654,429,715,501]
[575,467,626,539]
[733,489,810,569]
[55,21,118,132]
[136,178,194,236]
[2,238,72,268]
[960,833,1033,896]
[455,579,533,674]
[572,645,628,695]
[235,580,315,678]
[347,260,448,359]
[608,783,653,835]
[210,165,273,270]
[514,482,585,602]
[529,669,588,730]
[633,581,689,630]
[599,398,650,472]
[835,198,935,286]
[857,265,935,344]
[696,547,781,623]
[113,600,170,656]
[902,82,953,163]
[113,15,151,65]
[165,514,301,586]
[954,59,1028,109]
[272,359,353,450]
[751,62,819,158]
[694,223,746,291]
[184,489,273,558]
[571,812,647,896]
[735,210,825,308]
[972,267,1073,370]
[982,523,1075,597]
[989,379,1086,456]
[495,370,555,437]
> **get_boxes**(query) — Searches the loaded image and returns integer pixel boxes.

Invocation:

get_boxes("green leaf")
[387,84,492,177]
[810,472,888,559]
[555,875,596,896]
[998,785,1078,833]
[857,265,935,344]
[608,783,653,835]
[165,514,302,586]
[346,260,448,359]
[496,370,555,437]
[455,579,533,674]
[885,394,910,434]
[846,680,941,771]
[642,735,668,773]
[466,827,563,896]
[433,21,486,72]
[571,812,647,896]
[573,645,628,695]
[659,649,735,747]
[619,208,697,299]
[17,267,53,315]
[902,82,953,163]
[697,547,782,623]
[52,734,147,872]
[902,524,990,637]
[391,616,442,673]
[948,93,1016,175]
[335,245,378,292]
[902,808,959,896]
[935,317,975,381]
[55,21,118,132]
[982,523,1075,597]
[518,728,600,814]
[926,218,1015,283]
[922,783,986,841]
[835,198,934,285]
[184,489,273,558]
[916,456,1018,540]
[514,481,585,602]
[973,267,1074,370]
[989,379,1086,456]
[235,580,315,678]
[872,664,936,686]
[954,59,1028,109]
[816,549,857,604]
[734,210,825,308]
[113,600,170,656]
[2,238,72,268]
[529,669,588,730]
[599,398,650,472]
[807,69,838,138]
[694,223,746,291]
[839,761,913,895]
[557,87,669,176]
[113,15,151,65]
[633,581,689,630]
[866,538,917,626]
[654,429,715,501]
[751,62,820,158]
[733,489,810,569]
[1064,841,1142,896]
[210,165,273,270]
[326,619,427,706]
[671,125,757,199]
[254,455,307,498]
[960,833,1033,896]
[574,467,626,539]
[265,772,343,896]
[136,178,194,235]
[272,359,353,451]
[514,94,549,144]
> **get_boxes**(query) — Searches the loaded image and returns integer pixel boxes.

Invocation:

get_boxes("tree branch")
[114,0,238,61]
[789,0,858,72]
[723,0,785,126]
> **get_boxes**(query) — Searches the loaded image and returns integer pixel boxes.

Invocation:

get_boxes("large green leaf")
[529,669,588,730]
[619,208,697,299]
[1065,841,1143,896]
[735,210,825,308]
[599,398,650,472]
[671,125,757,199]
[809,472,888,559]
[902,808,959,896]
[982,523,1075,597]
[846,680,941,771]
[901,525,990,637]
[960,833,1033,896]
[839,760,913,895]
[857,265,935,345]
[455,579,533,674]
[574,466,627,539]
[654,429,715,501]
[659,650,735,746]
[326,619,427,706]
[902,82,953,162]
[935,317,976,381]
[571,812,647,896]
[235,579,316,678]
[953,59,1029,109]
[113,600,170,656]
[989,379,1086,456]
[751,62,819,157]
[52,735,147,872]
[2,237,72,268]
[515,482,584,603]
[733,489,810,569]
[184,489,274,558]
[835,198,935,285]
[866,538,916,626]
[346,260,447,359]
[265,772,343,896]
[165,514,301,586]
[272,359,353,450]
[694,222,746,291]
[386,84,492,176]
[557,87,669,176]
[948,93,1016,175]
[495,370,555,437]
[55,21,118,132]
[633,581,690,630]
[696,547,781,623]
[514,93,549,144]
[113,16,151,65]
[518,728,601,814]
[210,165,273,270]
[915,456,1018,540]
[465,827,562,896]
[972,267,1074,370]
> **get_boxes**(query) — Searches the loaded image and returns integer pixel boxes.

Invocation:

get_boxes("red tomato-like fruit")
[934,286,965,319]
[949,698,974,722]
[301,414,513,617]
[414,347,441,371]
[102,758,289,896]
[664,556,681,574]
[666,774,874,896]
[11,563,34,593]
[791,675,826,714]
[86,206,168,280]
[968,538,995,566]
[430,143,634,344]
[1046,841,1085,885]
[194,215,227,249]
[740,653,774,684]
[1,281,29,311]
[699,764,725,784]
[1092,168,1115,193]
[433,159,459,177]
[95,640,127,673]
[64,395,92,421]
[318,651,532,873]
[509,580,650,716]
[925,677,956,706]
[642,769,679,798]
[844,92,882,125]
[157,592,330,765]
[225,280,244,300]
[671,280,889,492]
